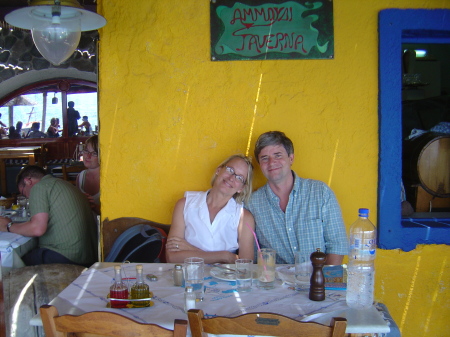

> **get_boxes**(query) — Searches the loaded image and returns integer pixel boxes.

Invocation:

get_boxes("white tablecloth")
[30,263,391,335]
[0,231,36,279]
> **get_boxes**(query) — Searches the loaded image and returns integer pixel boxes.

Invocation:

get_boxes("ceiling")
[0,0,98,6]
[0,0,98,22]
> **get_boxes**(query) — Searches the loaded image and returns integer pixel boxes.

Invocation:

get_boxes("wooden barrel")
[403,132,450,198]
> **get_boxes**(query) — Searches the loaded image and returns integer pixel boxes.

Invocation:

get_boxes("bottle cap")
[358,208,369,216]
[174,264,182,270]
[185,286,193,293]
[136,265,143,270]
[114,265,121,271]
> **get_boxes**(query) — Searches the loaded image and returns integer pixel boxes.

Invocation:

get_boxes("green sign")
[210,0,334,61]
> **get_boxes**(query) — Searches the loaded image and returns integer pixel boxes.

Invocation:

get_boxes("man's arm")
[0,213,48,237]
[322,186,349,261]
[326,253,344,265]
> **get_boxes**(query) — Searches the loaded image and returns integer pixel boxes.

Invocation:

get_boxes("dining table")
[29,262,398,336]
[0,211,34,280]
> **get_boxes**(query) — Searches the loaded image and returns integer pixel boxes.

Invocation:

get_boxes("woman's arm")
[236,209,255,261]
[165,198,237,264]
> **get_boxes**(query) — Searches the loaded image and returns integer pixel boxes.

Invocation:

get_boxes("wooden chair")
[40,305,188,337]
[101,217,171,261]
[188,309,347,337]
[62,164,85,185]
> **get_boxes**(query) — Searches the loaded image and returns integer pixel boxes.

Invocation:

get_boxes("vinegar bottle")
[110,265,129,308]
[131,265,150,307]
[346,208,376,309]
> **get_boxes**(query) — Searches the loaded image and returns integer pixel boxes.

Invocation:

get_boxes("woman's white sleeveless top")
[183,191,242,253]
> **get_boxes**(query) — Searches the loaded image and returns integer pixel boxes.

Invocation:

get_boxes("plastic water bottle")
[346,208,376,309]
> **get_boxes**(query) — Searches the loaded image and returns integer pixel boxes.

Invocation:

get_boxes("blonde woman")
[166,154,255,264]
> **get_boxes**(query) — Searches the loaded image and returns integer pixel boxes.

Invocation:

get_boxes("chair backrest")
[40,305,187,337]
[101,217,171,261]
[62,164,85,184]
[187,309,347,337]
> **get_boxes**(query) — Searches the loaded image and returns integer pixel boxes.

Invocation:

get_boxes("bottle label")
[350,235,376,261]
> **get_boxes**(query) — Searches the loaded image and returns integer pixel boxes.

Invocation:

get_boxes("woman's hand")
[221,252,239,264]
[84,193,100,214]
[166,236,201,252]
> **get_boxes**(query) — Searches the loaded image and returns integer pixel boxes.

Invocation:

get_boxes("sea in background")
[0,93,98,132]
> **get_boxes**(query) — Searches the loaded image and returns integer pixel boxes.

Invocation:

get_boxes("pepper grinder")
[309,248,326,301]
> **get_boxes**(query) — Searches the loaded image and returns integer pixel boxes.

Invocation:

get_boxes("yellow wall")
[98,1,450,336]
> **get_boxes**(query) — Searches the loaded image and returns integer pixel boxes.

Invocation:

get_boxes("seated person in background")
[8,126,21,139]
[26,122,47,138]
[246,131,348,265]
[0,165,97,267]
[166,154,255,264]
[76,135,100,214]
[78,116,92,136]
[47,117,60,138]
[0,113,6,128]
[16,121,25,138]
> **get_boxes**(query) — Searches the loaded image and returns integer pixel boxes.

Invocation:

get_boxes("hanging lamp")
[5,0,106,66]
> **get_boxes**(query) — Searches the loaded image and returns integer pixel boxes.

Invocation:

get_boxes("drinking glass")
[295,251,313,291]
[235,259,252,292]
[257,248,276,289]
[17,195,27,209]
[184,257,204,301]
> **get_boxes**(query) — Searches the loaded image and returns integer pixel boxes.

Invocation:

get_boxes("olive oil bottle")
[130,265,150,307]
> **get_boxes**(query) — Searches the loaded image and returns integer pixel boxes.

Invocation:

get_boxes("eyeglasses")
[82,149,98,157]
[225,166,246,184]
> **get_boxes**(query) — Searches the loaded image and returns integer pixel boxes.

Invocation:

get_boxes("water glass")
[257,248,276,289]
[0,206,5,216]
[295,252,313,291]
[184,257,204,301]
[17,195,27,209]
[235,259,252,292]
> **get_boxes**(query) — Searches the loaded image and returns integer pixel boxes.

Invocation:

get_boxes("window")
[0,79,97,140]
[378,9,450,250]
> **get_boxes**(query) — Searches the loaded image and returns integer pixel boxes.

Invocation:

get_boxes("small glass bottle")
[131,264,150,307]
[184,286,196,313]
[173,264,184,286]
[110,265,129,308]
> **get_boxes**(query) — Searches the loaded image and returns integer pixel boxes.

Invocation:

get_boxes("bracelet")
[6,222,13,232]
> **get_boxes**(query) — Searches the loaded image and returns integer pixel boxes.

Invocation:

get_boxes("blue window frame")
[378,9,450,251]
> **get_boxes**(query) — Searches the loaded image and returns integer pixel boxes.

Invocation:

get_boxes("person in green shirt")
[0,165,97,267]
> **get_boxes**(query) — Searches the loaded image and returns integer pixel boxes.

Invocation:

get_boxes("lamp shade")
[5,0,106,65]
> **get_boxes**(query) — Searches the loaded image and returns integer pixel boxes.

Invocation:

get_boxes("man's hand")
[0,216,12,232]
[326,253,344,265]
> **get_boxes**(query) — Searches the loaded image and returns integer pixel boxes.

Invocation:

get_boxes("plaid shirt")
[246,172,348,264]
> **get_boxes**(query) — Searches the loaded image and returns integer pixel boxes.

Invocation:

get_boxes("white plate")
[210,264,236,281]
